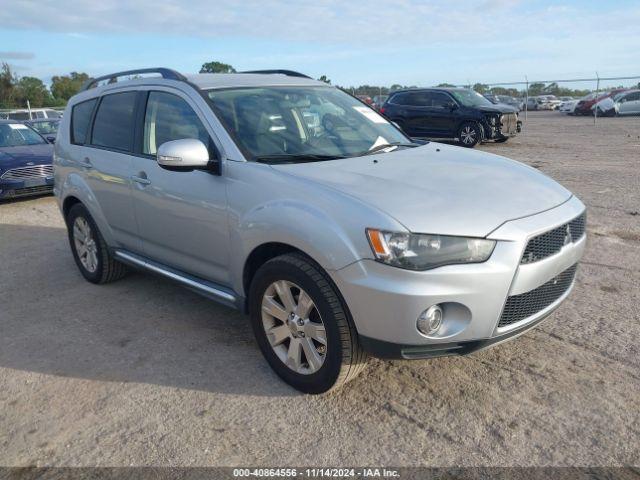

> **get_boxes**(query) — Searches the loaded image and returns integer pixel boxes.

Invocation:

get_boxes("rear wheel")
[66,203,128,284]
[249,253,367,394]
[457,122,481,148]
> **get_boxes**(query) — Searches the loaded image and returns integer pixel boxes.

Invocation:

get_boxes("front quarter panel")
[225,161,406,296]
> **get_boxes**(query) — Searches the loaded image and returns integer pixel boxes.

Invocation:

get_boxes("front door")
[129,89,230,285]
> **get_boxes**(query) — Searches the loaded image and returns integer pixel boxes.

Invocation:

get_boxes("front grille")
[5,185,53,198]
[521,212,586,264]
[498,264,577,328]
[1,165,53,180]
[500,113,518,134]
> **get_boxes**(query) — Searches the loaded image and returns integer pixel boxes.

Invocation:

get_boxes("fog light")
[417,305,443,335]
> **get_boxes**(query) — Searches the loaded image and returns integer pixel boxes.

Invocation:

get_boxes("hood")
[272,143,571,238]
[478,104,518,114]
[0,143,53,172]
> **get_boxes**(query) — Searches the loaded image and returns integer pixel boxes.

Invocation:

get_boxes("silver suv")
[54,68,586,393]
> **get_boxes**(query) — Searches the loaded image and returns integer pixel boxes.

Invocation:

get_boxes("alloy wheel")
[73,217,98,273]
[261,280,327,375]
[460,125,477,145]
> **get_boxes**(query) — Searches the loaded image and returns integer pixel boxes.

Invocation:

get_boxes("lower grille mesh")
[498,264,577,328]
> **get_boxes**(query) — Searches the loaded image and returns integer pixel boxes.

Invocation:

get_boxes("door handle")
[131,173,151,186]
[79,157,92,169]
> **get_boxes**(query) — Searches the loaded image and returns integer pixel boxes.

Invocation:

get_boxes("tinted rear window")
[91,92,137,151]
[71,99,97,145]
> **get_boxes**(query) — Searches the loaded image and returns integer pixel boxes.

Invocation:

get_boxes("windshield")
[449,90,494,108]
[206,86,409,161]
[0,123,46,147]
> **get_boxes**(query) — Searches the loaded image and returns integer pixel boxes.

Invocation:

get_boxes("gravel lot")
[1,112,639,467]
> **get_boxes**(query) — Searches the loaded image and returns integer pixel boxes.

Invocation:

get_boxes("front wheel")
[457,122,482,148]
[249,253,367,394]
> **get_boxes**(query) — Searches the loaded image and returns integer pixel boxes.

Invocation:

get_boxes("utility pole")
[594,71,600,125]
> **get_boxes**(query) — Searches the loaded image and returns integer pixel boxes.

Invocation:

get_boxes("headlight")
[366,229,496,271]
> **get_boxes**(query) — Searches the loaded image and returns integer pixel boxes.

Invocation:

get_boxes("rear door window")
[71,98,98,145]
[91,92,137,152]
[429,92,453,108]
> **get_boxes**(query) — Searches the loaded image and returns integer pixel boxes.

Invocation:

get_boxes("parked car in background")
[381,88,520,147]
[54,68,585,393]
[356,94,373,106]
[613,89,640,116]
[558,99,579,114]
[372,95,388,111]
[526,96,552,110]
[538,95,562,110]
[1,108,63,121]
[496,95,523,111]
[483,94,500,104]
[24,118,60,143]
[574,89,626,116]
[0,120,54,199]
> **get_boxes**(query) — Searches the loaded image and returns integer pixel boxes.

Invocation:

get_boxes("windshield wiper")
[357,142,420,157]
[254,154,347,164]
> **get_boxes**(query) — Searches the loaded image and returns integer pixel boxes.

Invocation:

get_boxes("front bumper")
[0,176,54,199]
[330,196,586,359]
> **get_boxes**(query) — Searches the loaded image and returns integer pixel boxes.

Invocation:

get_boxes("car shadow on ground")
[0,223,300,397]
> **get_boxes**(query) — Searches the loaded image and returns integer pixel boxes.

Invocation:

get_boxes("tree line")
[0,63,89,109]
[2,59,637,109]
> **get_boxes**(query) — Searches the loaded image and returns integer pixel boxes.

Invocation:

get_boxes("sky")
[0,0,639,89]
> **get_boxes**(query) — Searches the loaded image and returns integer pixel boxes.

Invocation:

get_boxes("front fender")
[228,198,370,295]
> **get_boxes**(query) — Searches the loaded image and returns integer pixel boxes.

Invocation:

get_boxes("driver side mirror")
[447,101,458,110]
[157,138,219,174]
[46,136,56,144]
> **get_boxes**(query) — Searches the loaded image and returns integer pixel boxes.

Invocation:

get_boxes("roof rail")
[240,69,311,79]
[81,68,187,91]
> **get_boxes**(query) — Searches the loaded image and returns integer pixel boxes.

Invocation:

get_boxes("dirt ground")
[0,112,639,467]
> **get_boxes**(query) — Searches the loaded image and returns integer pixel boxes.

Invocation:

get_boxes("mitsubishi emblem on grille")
[563,224,572,246]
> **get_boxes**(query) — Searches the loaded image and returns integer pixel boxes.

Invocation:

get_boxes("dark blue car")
[0,119,54,199]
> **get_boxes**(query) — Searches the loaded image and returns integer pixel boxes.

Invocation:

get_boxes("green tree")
[527,82,545,96]
[318,75,331,84]
[472,83,489,94]
[15,76,52,107]
[0,62,19,108]
[51,72,90,102]
[199,61,236,74]
[436,83,456,87]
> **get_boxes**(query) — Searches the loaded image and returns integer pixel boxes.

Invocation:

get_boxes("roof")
[390,87,470,94]
[186,73,327,90]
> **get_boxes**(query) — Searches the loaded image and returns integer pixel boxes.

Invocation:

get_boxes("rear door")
[129,89,230,285]
[77,91,140,251]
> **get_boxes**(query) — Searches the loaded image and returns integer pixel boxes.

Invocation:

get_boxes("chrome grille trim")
[498,264,577,328]
[1,165,53,180]
[521,212,586,264]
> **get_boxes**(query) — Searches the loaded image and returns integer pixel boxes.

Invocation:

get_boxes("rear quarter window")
[71,98,98,145]
[91,92,137,152]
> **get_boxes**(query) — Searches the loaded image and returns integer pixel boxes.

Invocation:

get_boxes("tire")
[65,203,128,284]
[494,137,509,143]
[457,122,482,148]
[249,253,368,394]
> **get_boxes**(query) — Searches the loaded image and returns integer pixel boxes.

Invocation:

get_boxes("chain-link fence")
[458,75,640,125]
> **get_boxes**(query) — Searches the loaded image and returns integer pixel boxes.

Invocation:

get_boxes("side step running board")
[114,250,238,309]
